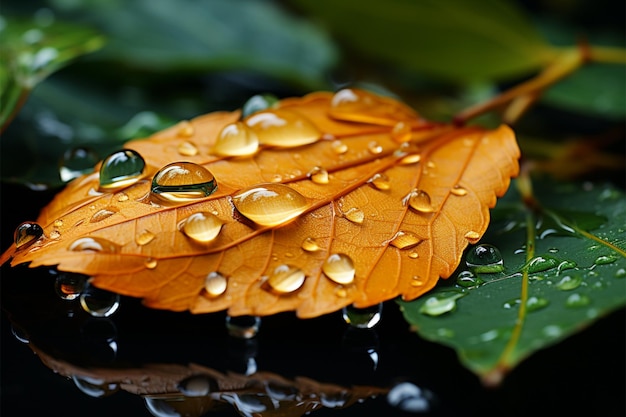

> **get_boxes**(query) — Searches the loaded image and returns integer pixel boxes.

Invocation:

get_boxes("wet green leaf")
[399,179,626,382]
[290,0,557,83]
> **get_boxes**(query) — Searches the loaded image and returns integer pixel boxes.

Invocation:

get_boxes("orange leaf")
[1,89,520,318]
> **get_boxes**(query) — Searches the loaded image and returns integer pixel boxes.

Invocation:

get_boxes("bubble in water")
[419,291,465,316]
[566,293,590,308]
[99,149,145,190]
[225,315,261,339]
[59,147,99,182]
[308,166,329,184]
[80,284,120,317]
[232,183,309,227]
[204,271,227,297]
[55,272,87,300]
[213,122,259,156]
[390,230,422,249]
[245,109,321,147]
[403,189,434,213]
[455,270,484,288]
[264,264,306,294]
[14,221,44,249]
[178,212,223,243]
[241,93,278,118]
[342,303,382,328]
[555,275,582,291]
[323,253,356,285]
[151,162,217,204]
[465,244,504,273]
[177,374,218,397]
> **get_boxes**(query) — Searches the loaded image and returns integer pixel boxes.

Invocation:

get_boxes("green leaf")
[0,13,105,129]
[399,179,626,384]
[290,0,557,83]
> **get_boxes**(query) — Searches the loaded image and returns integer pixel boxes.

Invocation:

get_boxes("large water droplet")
[90,206,119,223]
[68,237,119,253]
[308,166,329,184]
[54,272,87,300]
[343,207,364,224]
[465,244,504,273]
[368,173,390,190]
[80,284,120,317]
[178,212,223,243]
[565,293,590,308]
[527,255,559,273]
[232,183,309,227]
[404,189,434,213]
[204,271,227,297]
[245,109,321,147]
[419,291,465,316]
[390,231,422,249]
[177,374,218,397]
[59,147,99,182]
[526,296,549,312]
[455,270,484,288]
[342,303,382,328]
[323,253,356,285]
[99,149,145,190]
[241,93,278,118]
[555,275,582,291]
[151,162,217,204]
[213,122,260,156]
[264,264,306,294]
[301,237,321,252]
[14,221,44,249]
[225,315,261,339]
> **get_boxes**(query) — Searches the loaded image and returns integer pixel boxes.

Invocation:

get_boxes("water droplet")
[368,141,383,154]
[527,255,559,273]
[245,109,321,147]
[343,207,364,224]
[49,230,61,239]
[308,166,329,184]
[178,212,223,243]
[390,231,422,249]
[54,272,87,300]
[59,147,99,182]
[264,264,306,294]
[367,173,390,191]
[408,251,419,259]
[69,237,119,253]
[53,219,64,227]
[503,298,521,309]
[387,382,433,413]
[80,284,120,317]
[90,206,119,223]
[177,141,198,156]
[72,375,119,398]
[615,268,626,278]
[566,293,590,308]
[455,270,484,288]
[594,254,617,265]
[557,260,576,273]
[177,122,195,137]
[323,253,356,285]
[203,271,227,297]
[419,291,465,316]
[177,374,218,397]
[450,185,468,196]
[213,122,259,156]
[391,122,412,143]
[135,230,156,246]
[151,162,217,204]
[342,303,382,328]
[335,287,348,298]
[232,183,309,227]
[331,140,348,154]
[465,244,504,273]
[464,231,481,243]
[144,258,158,269]
[526,296,549,312]
[555,275,582,291]
[400,153,421,165]
[14,221,44,249]
[301,237,321,252]
[241,93,278,118]
[225,315,261,339]
[117,193,129,202]
[99,149,145,190]
[404,189,434,213]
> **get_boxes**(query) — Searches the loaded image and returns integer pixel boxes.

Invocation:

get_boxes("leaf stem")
[588,45,626,64]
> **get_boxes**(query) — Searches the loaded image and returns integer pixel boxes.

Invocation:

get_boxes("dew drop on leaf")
[343,207,365,224]
[308,166,329,184]
[323,253,356,285]
[177,122,195,138]
[89,206,119,223]
[177,374,218,397]
[80,284,120,317]
[391,121,411,143]
[450,185,468,196]
[98,150,145,190]
[503,298,521,309]
[615,268,626,278]
[464,231,481,243]
[400,153,421,165]
[135,229,156,246]
[419,291,465,316]
[527,255,559,273]
[177,141,198,156]
[342,303,382,328]
[301,237,321,252]
[465,244,504,273]
[178,212,224,243]
[232,183,309,227]
[225,315,261,339]
[368,173,391,190]
[404,189,434,213]
[213,122,259,156]
[54,272,87,300]
[14,221,44,249]
[68,237,119,253]
[455,270,484,288]
[331,140,348,154]
[264,264,306,294]
[204,271,227,297]
[390,231,422,249]
[565,293,591,308]
[555,275,582,291]
[144,258,157,269]
[245,109,321,147]
[151,162,217,204]
[368,141,383,154]
[59,147,99,182]
[526,296,549,312]
[241,93,278,118]
[594,254,617,265]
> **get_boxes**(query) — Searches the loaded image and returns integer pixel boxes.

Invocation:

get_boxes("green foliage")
[399,179,626,379]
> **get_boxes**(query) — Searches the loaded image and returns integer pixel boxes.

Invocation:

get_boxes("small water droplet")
[49,230,61,239]
[403,189,434,213]
[68,237,119,253]
[241,93,278,118]
[308,166,329,184]
[213,122,259,156]
[565,293,590,308]
[391,121,412,143]
[410,276,425,286]
[177,374,218,397]
[117,193,129,202]
[465,244,504,273]
[368,173,390,190]
[594,254,617,265]
[503,298,521,309]
[99,150,145,190]
[390,230,422,249]
[400,153,421,165]
[450,185,468,196]
[615,268,626,278]
[54,272,87,300]
[335,287,348,297]
[408,251,419,259]
[178,212,223,243]
[14,221,44,249]
[177,122,195,137]
[204,271,227,297]
[368,141,383,154]
[301,237,321,252]
[245,109,321,147]
[135,230,156,246]
[323,253,356,285]
[555,275,582,291]
[342,303,382,328]
[527,255,559,273]
[144,258,158,269]
[331,140,348,154]
[419,291,465,316]
[343,207,365,224]
[54,219,64,227]
[90,206,119,223]
[232,183,309,227]
[548,248,559,253]
[557,260,576,273]
[59,147,99,182]
[177,141,198,156]
[455,270,484,288]
[225,315,261,339]
[151,162,217,204]
[80,284,120,317]
[264,264,306,294]
[464,231,481,243]
[526,296,549,312]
